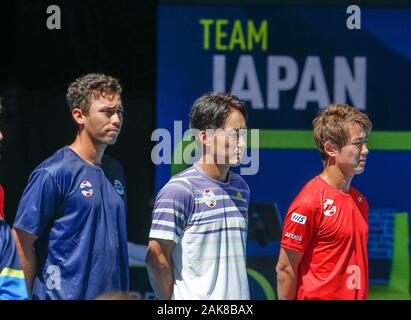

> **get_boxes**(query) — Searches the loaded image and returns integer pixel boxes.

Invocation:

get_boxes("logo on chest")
[113,179,125,196]
[323,199,337,216]
[80,180,93,197]
[202,188,217,208]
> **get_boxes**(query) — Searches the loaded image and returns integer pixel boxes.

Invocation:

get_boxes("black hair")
[189,93,248,130]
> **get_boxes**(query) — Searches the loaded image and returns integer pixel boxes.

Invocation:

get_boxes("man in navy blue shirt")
[12,73,129,299]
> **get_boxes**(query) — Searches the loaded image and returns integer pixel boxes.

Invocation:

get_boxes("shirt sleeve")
[280,197,318,253]
[13,169,61,237]
[149,182,194,244]
[0,221,29,300]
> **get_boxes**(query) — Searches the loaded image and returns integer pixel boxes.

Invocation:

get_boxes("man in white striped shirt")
[146,93,250,300]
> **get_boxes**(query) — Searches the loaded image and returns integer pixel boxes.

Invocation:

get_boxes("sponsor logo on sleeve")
[284,232,302,242]
[290,212,307,225]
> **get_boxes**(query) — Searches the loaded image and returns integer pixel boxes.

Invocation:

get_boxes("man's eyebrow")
[352,136,368,141]
[100,104,123,110]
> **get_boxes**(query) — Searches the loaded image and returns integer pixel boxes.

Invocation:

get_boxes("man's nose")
[111,112,122,126]
[238,135,246,150]
[362,143,369,156]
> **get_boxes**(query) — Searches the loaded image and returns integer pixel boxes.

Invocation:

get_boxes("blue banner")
[156,4,411,298]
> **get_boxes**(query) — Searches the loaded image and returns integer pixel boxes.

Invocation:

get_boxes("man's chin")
[354,165,365,174]
[106,137,118,145]
[229,157,242,166]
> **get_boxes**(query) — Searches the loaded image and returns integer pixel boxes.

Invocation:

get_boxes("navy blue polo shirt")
[14,146,129,299]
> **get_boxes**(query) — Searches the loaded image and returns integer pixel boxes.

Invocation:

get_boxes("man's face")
[83,92,123,145]
[209,108,247,166]
[334,124,369,175]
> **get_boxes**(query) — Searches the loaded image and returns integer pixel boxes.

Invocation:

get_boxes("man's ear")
[199,130,210,146]
[71,108,85,126]
[324,140,337,158]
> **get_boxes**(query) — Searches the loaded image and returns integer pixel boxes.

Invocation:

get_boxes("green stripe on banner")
[367,132,411,151]
[248,130,411,151]
[253,130,314,149]
[170,130,411,175]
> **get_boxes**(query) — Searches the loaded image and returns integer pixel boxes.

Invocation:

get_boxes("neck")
[69,132,106,165]
[321,164,353,193]
[196,155,230,182]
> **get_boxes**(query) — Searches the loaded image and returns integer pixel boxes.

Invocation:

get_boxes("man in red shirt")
[276,103,372,300]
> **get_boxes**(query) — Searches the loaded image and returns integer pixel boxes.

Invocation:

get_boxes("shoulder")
[102,153,124,172]
[289,177,323,212]
[157,167,197,200]
[24,148,83,195]
[154,178,195,216]
[32,147,73,178]
[350,186,369,209]
[350,186,366,200]
[229,171,250,191]
[101,154,126,185]
[296,177,322,200]
[289,195,316,214]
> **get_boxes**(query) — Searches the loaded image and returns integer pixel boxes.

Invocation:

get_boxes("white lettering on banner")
[346,265,361,290]
[334,57,366,110]
[212,55,367,110]
[294,56,330,110]
[231,55,264,109]
[346,5,362,30]
[267,56,298,109]
[213,55,226,92]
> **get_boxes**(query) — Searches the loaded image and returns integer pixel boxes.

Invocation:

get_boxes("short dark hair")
[66,73,122,114]
[313,103,372,163]
[189,93,248,130]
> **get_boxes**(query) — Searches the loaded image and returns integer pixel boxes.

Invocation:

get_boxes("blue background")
[156,4,411,297]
